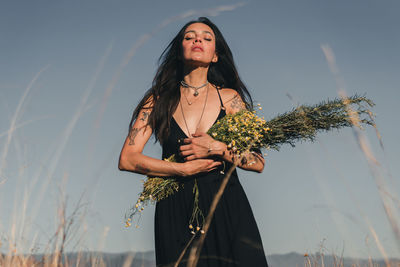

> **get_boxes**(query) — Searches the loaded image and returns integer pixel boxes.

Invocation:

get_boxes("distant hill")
[30,251,156,267]
[267,252,400,267]
[19,251,399,266]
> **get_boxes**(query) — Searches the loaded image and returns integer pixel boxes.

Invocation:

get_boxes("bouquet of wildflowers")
[208,95,374,154]
[126,95,375,228]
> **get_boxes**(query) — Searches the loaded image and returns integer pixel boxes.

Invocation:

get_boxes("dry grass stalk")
[322,44,399,267]
[185,160,239,267]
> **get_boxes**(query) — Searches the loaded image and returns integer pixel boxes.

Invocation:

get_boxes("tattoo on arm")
[140,111,150,122]
[239,152,261,166]
[128,127,141,145]
[240,154,253,166]
[135,163,150,174]
[230,94,245,111]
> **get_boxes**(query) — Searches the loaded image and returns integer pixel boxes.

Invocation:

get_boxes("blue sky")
[1,0,400,260]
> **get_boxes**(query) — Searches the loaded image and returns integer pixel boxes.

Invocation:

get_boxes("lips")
[192,45,203,52]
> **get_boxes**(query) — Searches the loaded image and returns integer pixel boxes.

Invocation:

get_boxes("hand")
[179,132,218,161]
[181,159,222,176]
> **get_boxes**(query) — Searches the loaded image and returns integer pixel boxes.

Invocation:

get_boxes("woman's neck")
[182,65,209,86]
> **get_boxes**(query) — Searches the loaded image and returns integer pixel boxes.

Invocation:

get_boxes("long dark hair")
[129,17,253,144]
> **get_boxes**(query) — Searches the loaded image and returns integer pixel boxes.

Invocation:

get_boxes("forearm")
[209,141,265,173]
[118,152,186,177]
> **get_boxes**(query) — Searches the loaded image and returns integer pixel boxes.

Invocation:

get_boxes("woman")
[119,17,268,267]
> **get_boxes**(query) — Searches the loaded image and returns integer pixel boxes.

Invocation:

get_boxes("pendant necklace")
[180,80,209,97]
[183,90,194,105]
[180,85,209,137]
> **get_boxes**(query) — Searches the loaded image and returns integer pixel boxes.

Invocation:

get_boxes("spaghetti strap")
[216,87,226,110]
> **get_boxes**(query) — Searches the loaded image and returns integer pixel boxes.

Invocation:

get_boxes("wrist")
[173,162,188,177]
[210,141,227,157]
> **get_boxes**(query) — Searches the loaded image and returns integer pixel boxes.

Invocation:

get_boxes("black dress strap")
[216,87,226,110]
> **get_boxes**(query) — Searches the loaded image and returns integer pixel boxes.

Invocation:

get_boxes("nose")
[194,36,202,43]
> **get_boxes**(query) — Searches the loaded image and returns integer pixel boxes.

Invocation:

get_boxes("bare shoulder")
[219,88,246,114]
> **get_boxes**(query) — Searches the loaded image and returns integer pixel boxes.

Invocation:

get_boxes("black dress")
[154,89,268,267]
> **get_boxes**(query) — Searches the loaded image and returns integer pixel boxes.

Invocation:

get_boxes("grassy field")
[1,17,399,267]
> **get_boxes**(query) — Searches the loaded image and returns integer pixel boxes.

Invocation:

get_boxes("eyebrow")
[184,30,214,37]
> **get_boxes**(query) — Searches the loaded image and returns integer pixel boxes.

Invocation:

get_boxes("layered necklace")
[179,83,209,138]
[180,80,209,105]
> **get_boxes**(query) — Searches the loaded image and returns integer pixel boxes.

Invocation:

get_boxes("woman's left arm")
[180,133,265,173]
[179,90,265,173]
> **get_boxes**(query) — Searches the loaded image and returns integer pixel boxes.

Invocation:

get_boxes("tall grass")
[1,8,399,267]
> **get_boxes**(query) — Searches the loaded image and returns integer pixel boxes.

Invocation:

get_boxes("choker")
[180,80,209,96]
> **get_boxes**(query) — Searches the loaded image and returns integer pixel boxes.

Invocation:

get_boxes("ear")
[212,52,218,63]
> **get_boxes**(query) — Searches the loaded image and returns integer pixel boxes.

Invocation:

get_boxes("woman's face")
[181,23,218,66]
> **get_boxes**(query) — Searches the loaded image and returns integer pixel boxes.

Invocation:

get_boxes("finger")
[179,144,191,151]
[209,161,222,168]
[185,155,197,161]
[192,132,205,137]
[208,167,217,172]
[183,138,192,144]
[208,163,222,171]
[180,150,192,157]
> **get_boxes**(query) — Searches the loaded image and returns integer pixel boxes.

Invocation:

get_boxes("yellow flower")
[212,132,217,137]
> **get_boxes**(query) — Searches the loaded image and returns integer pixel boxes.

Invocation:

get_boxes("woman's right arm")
[118,105,221,177]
